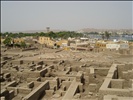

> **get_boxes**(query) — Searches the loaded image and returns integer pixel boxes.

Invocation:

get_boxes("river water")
[88,34,133,41]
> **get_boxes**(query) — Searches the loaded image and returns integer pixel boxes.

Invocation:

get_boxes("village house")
[95,40,107,48]
[106,42,129,50]
[12,38,24,44]
[38,36,56,48]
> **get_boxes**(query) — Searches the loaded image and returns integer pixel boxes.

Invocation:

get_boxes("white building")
[106,43,129,50]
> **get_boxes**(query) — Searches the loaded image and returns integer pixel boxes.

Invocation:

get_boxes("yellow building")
[128,42,133,46]
[38,36,55,47]
[0,38,5,44]
[95,40,107,48]
[64,47,70,50]
[13,38,24,44]
[56,39,68,47]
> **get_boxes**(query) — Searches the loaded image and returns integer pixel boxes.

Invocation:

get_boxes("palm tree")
[105,31,110,40]
[101,34,105,40]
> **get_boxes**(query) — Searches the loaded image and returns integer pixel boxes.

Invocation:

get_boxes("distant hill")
[2,28,133,34]
[76,28,133,34]
[4,29,67,33]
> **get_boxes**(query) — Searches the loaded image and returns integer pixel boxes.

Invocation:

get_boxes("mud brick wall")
[117,64,125,79]
[22,48,38,51]
[27,78,40,83]
[62,81,71,90]
[45,90,54,96]
[23,71,40,78]
[49,80,58,90]
[111,79,124,89]
[0,89,10,100]
[27,81,34,88]
[12,60,23,65]
[76,71,83,83]
[9,90,15,100]
[35,65,42,71]
[122,70,133,80]
[95,68,109,76]
[6,87,18,96]
[62,80,80,100]
[78,83,83,92]
[17,87,32,94]
[89,83,97,92]
[23,80,49,100]
[5,81,17,87]
[39,66,50,77]
[89,68,96,83]
[33,81,42,89]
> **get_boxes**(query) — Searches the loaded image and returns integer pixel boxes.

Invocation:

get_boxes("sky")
[1,1,133,32]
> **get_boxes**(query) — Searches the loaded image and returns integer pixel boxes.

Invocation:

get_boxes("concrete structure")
[106,43,129,50]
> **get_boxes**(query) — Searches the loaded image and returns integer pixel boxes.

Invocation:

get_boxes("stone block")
[18,87,32,94]
[5,81,17,87]
[4,73,11,78]
[0,89,9,100]
[0,97,5,100]
[61,91,66,96]
[35,65,42,71]
[45,90,54,96]
[78,84,83,92]
[62,81,71,90]
[89,83,97,92]
[9,90,15,100]
[61,85,66,91]
[27,81,34,88]
[50,86,56,91]
[122,71,129,80]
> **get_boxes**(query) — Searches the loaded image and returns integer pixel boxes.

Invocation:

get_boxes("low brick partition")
[5,81,17,87]
[104,95,133,100]
[110,79,124,89]
[89,68,96,83]
[94,68,109,76]
[21,47,38,51]
[62,79,81,100]
[23,80,49,100]
[0,89,9,100]
[89,83,97,92]
[27,77,41,83]
[45,90,54,96]
[27,81,34,88]
[76,71,83,83]
[99,64,133,100]
[17,87,32,94]
[6,87,18,96]
[39,66,50,77]
[9,90,15,100]
[35,65,42,71]
[62,81,71,90]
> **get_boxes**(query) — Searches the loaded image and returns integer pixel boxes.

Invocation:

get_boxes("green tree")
[20,42,27,48]
[105,31,110,40]
[3,37,12,46]
[101,34,105,40]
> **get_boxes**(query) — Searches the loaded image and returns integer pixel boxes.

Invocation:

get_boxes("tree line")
[1,31,83,48]
[1,31,83,39]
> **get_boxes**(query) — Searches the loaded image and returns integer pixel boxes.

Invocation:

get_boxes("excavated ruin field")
[0,47,133,100]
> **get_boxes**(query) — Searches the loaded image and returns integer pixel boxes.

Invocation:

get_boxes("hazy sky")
[1,1,133,32]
